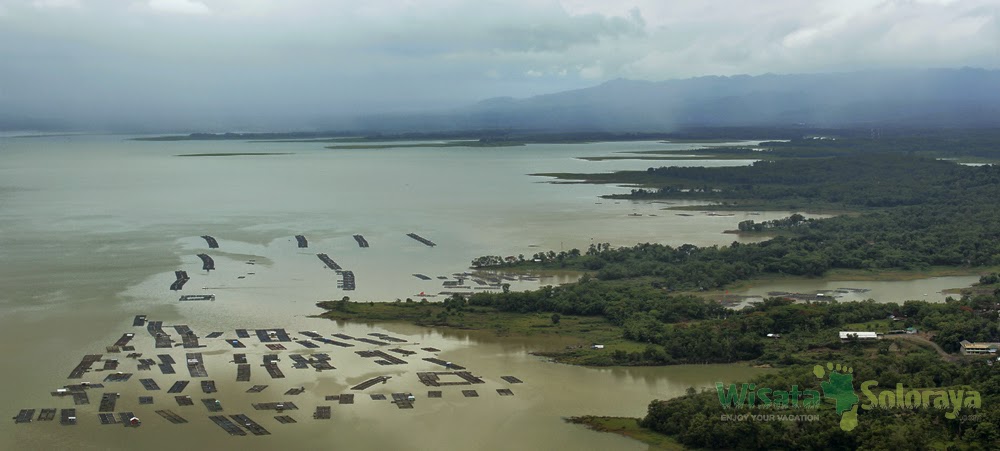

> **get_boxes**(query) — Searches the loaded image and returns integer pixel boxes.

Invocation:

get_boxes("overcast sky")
[1,0,998,130]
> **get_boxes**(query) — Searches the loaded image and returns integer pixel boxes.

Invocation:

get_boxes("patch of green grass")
[315,301,655,365]
[566,416,685,450]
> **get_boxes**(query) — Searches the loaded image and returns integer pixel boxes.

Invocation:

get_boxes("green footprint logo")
[814,362,860,431]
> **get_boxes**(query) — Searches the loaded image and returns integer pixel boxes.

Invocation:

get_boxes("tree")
[551,313,561,325]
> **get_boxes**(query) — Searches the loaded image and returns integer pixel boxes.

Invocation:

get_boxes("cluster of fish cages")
[197,253,215,271]
[353,234,369,248]
[201,235,219,248]
[339,270,356,291]
[295,235,308,248]
[406,233,436,247]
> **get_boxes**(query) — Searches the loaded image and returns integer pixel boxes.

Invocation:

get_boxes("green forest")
[321,131,1000,449]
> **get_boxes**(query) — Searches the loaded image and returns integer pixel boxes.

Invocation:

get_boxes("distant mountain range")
[353,68,1000,132]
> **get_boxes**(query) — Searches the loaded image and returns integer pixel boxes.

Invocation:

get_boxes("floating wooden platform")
[338,394,354,405]
[355,337,390,346]
[353,234,369,248]
[295,235,308,248]
[263,362,285,379]
[205,331,223,338]
[332,333,354,340]
[313,406,331,420]
[316,253,342,270]
[370,394,387,400]
[98,393,119,412]
[274,415,297,424]
[351,375,391,391]
[179,294,215,302]
[497,389,514,396]
[14,409,35,424]
[265,344,287,351]
[284,388,305,396]
[256,328,292,343]
[422,358,466,370]
[417,371,484,387]
[175,396,194,406]
[252,402,298,411]
[139,396,154,405]
[197,254,215,271]
[201,235,219,248]
[356,350,407,365]
[133,315,147,327]
[68,354,102,379]
[314,337,353,347]
[296,340,320,349]
[412,274,432,280]
[170,270,190,291]
[233,354,248,364]
[112,333,135,348]
[36,408,57,421]
[148,321,174,348]
[98,413,119,425]
[231,414,270,435]
[103,372,131,383]
[201,380,217,393]
[167,381,188,393]
[406,233,436,247]
[427,391,442,398]
[501,376,523,384]
[60,409,77,425]
[390,393,414,409]
[246,385,268,393]
[210,415,246,436]
[339,270,356,291]
[462,390,479,398]
[155,409,187,424]
[203,398,223,412]
[236,364,251,382]
[186,353,207,378]
[421,347,441,352]
[227,339,246,349]
[140,379,160,391]
[370,332,407,343]
[388,348,416,356]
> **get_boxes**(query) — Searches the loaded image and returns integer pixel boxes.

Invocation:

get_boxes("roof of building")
[839,331,878,339]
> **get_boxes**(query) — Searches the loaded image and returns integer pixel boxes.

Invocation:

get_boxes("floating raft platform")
[170,270,190,291]
[140,379,160,391]
[139,396,154,405]
[14,409,35,424]
[175,325,202,348]
[350,375,391,391]
[353,234,369,248]
[236,364,251,382]
[202,398,223,412]
[497,389,514,396]
[412,274,432,280]
[201,235,219,248]
[231,414,270,435]
[421,347,441,352]
[175,396,194,406]
[316,253,342,270]
[339,270,355,291]
[186,353,207,378]
[256,328,292,342]
[313,406,331,420]
[370,394,387,401]
[179,294,215,301]
[356,350,407,365]
[417,371,484,387]
[101,359,120,371]
[209,415,246,436]
[296,340,320,349]
[133,315,147,327]
[68,354,102,379]
[423,358,466,370]
[236,329,250,338]
[390,393,414,409]
[98,393,119,412]
[112,333,135,348]
[233,354,248,364]
[265,344,287,351]
[264,361,285,379]
[284,388,305,396]
[251,402,298,411]
[314,337,353,347]
[355,337,390,346]
[196,253,215,271]
[274,415,297,424]
[103,372,131,382]
[201,380,217,393]
[501,376,523,384]
[332,333,354,340]
[148,321,174,348]
[337,394,354,405]
[406,233,436,247]
[462,390,479,398]
[60,409,77,425]
[205,331,223,338]
[98,413,119,425]
[246,385,268,393]
[227,339,246,349]
[167,381,189,393]
[295,235,308,248]
[389,348,416,356]
[370,332,407,343]
[155,410,187,424]
[427,391,442,398]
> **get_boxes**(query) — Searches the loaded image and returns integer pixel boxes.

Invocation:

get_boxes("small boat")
[129,416,141,427]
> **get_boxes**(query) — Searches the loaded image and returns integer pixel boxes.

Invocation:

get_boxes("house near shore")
[839,331,879,341]
[959,340,1000,355]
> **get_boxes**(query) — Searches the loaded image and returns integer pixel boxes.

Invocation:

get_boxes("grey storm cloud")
[0,0,997,130]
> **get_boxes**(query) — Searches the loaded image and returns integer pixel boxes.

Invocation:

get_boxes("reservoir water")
[0,135,969,450]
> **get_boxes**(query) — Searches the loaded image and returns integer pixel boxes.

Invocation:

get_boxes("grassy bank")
[566,416,685,450]
[315,300,658,365]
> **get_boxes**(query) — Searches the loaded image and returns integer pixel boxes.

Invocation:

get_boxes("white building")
[839,331,878,341]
